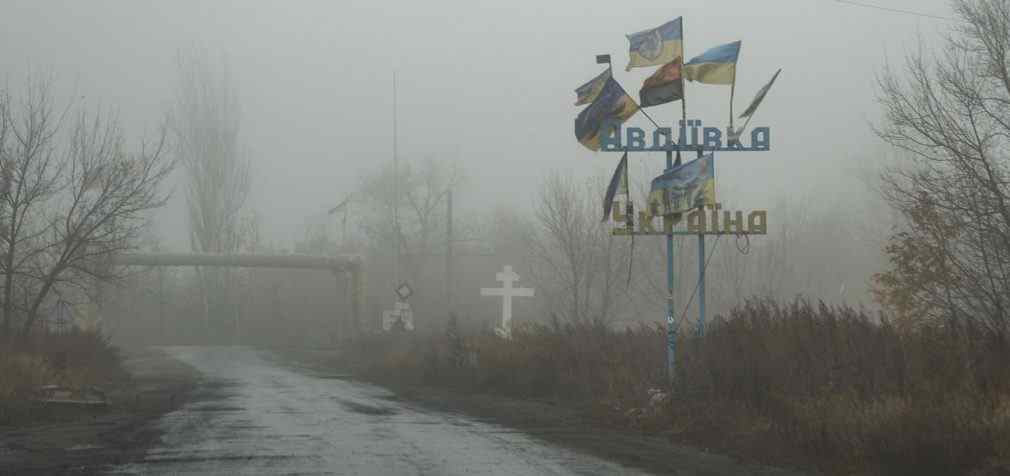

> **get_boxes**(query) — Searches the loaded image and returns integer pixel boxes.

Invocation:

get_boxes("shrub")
[0,329,123,425]
[346,299,1010,475]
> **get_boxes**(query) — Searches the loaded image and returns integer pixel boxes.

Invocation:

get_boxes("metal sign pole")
[698,233,706,337]
[665,150,677,385]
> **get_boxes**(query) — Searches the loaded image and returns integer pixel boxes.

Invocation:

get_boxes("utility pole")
[392,71,400,290]
[445,188,453,314]
[158,268,166,341]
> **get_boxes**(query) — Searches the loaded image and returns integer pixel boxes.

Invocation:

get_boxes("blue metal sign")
[598,120,770,152]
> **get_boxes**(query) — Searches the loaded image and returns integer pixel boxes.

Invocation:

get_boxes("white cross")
[480,265,534,338]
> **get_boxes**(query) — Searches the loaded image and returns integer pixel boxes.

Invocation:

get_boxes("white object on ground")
[382,301,414,331]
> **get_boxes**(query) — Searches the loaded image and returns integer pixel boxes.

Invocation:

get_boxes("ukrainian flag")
[683,41,741,85]
[575,78,639,151]
[574,68,611,106]
[648,153,715,214]
[626,18,683,71]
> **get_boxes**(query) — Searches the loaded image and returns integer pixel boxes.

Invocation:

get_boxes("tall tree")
[873,0,1010,333]
[0,76,172,336]
[171,50,251,339]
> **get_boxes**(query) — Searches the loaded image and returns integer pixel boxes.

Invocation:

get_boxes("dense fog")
[0,0,951,344]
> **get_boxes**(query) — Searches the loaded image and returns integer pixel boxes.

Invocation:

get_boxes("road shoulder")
[0,347,198,475]
[280,348,814,476]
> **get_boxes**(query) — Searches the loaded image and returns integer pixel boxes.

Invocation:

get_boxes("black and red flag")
[639,58,683,108]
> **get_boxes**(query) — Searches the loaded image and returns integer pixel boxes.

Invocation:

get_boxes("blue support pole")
[665,150,676,385]
[698,233,706,337]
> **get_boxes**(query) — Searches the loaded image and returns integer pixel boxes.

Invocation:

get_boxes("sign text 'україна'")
[611,201,767,235]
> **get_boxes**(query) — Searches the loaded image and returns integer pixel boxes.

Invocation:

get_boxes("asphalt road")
[110,346,649,476]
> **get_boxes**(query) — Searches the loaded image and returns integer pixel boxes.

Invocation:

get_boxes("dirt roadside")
[0,347,198,476]
[279,348,815,476]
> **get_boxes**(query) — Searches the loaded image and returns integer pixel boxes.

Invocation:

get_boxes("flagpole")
[636,102,663,130]
[729,83,736,133]
[624,147,635,288]
[729,42,740,134]
[738,113,755,136]
[721,46,739,339]
[623,148,631,217]
[663,18,691,388]
[392,71,400,293]
[616,80,661,129]
[678,20,687,166]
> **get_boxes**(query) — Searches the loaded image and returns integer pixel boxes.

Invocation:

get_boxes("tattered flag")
[639,58,683,108]
[574,68,612,106]
[739,68,782,118]
[602,151,628,222]
[574,78,639,151]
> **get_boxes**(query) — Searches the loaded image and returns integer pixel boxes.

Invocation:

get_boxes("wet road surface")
[112,347,649,475]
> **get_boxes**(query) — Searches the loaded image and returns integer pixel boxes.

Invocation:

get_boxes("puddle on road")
[186,404,244,412]
[315,374,354,380]
[67,444,103,451]
[141,453,298,464]
[336,398,399,416]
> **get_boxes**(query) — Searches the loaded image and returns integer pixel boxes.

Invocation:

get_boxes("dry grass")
[0,330,122,425]
[677,299,1010,475]
[348,298,1010,475]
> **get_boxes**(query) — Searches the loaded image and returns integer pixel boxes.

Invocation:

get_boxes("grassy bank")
[0,330,123,425]
[345,298,1010,476]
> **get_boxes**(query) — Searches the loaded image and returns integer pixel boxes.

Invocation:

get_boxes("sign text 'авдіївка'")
[599,120,769,152]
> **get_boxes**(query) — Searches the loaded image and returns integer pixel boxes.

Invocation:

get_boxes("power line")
[676,234,722,332]
[831,0,957,21]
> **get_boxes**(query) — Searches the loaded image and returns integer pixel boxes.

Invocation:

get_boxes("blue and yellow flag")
[626,18,683,72]
[575,78,639,151]
[575,68,612,106]
[649,153,715,214]
[684,41,741,85]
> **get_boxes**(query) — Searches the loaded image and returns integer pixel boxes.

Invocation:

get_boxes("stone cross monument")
[480,265,534,338]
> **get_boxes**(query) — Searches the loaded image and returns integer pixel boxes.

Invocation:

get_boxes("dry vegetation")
[0,331,123,426]
[0,73,170,428]
[347,299,1010,476]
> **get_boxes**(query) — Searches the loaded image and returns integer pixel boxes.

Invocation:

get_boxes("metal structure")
[663,150,678,379]
[111,253,364,335]
[590,46,773,385]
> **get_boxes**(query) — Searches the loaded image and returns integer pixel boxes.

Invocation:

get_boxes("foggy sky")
[0,0,951,249]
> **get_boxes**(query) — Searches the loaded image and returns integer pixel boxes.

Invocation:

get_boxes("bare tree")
[873,0,1010,332]
[0,77,172,336]
[530,172,627,324]
[0,78,63,335]
[171,50,251,339]
[357,158,464,280]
